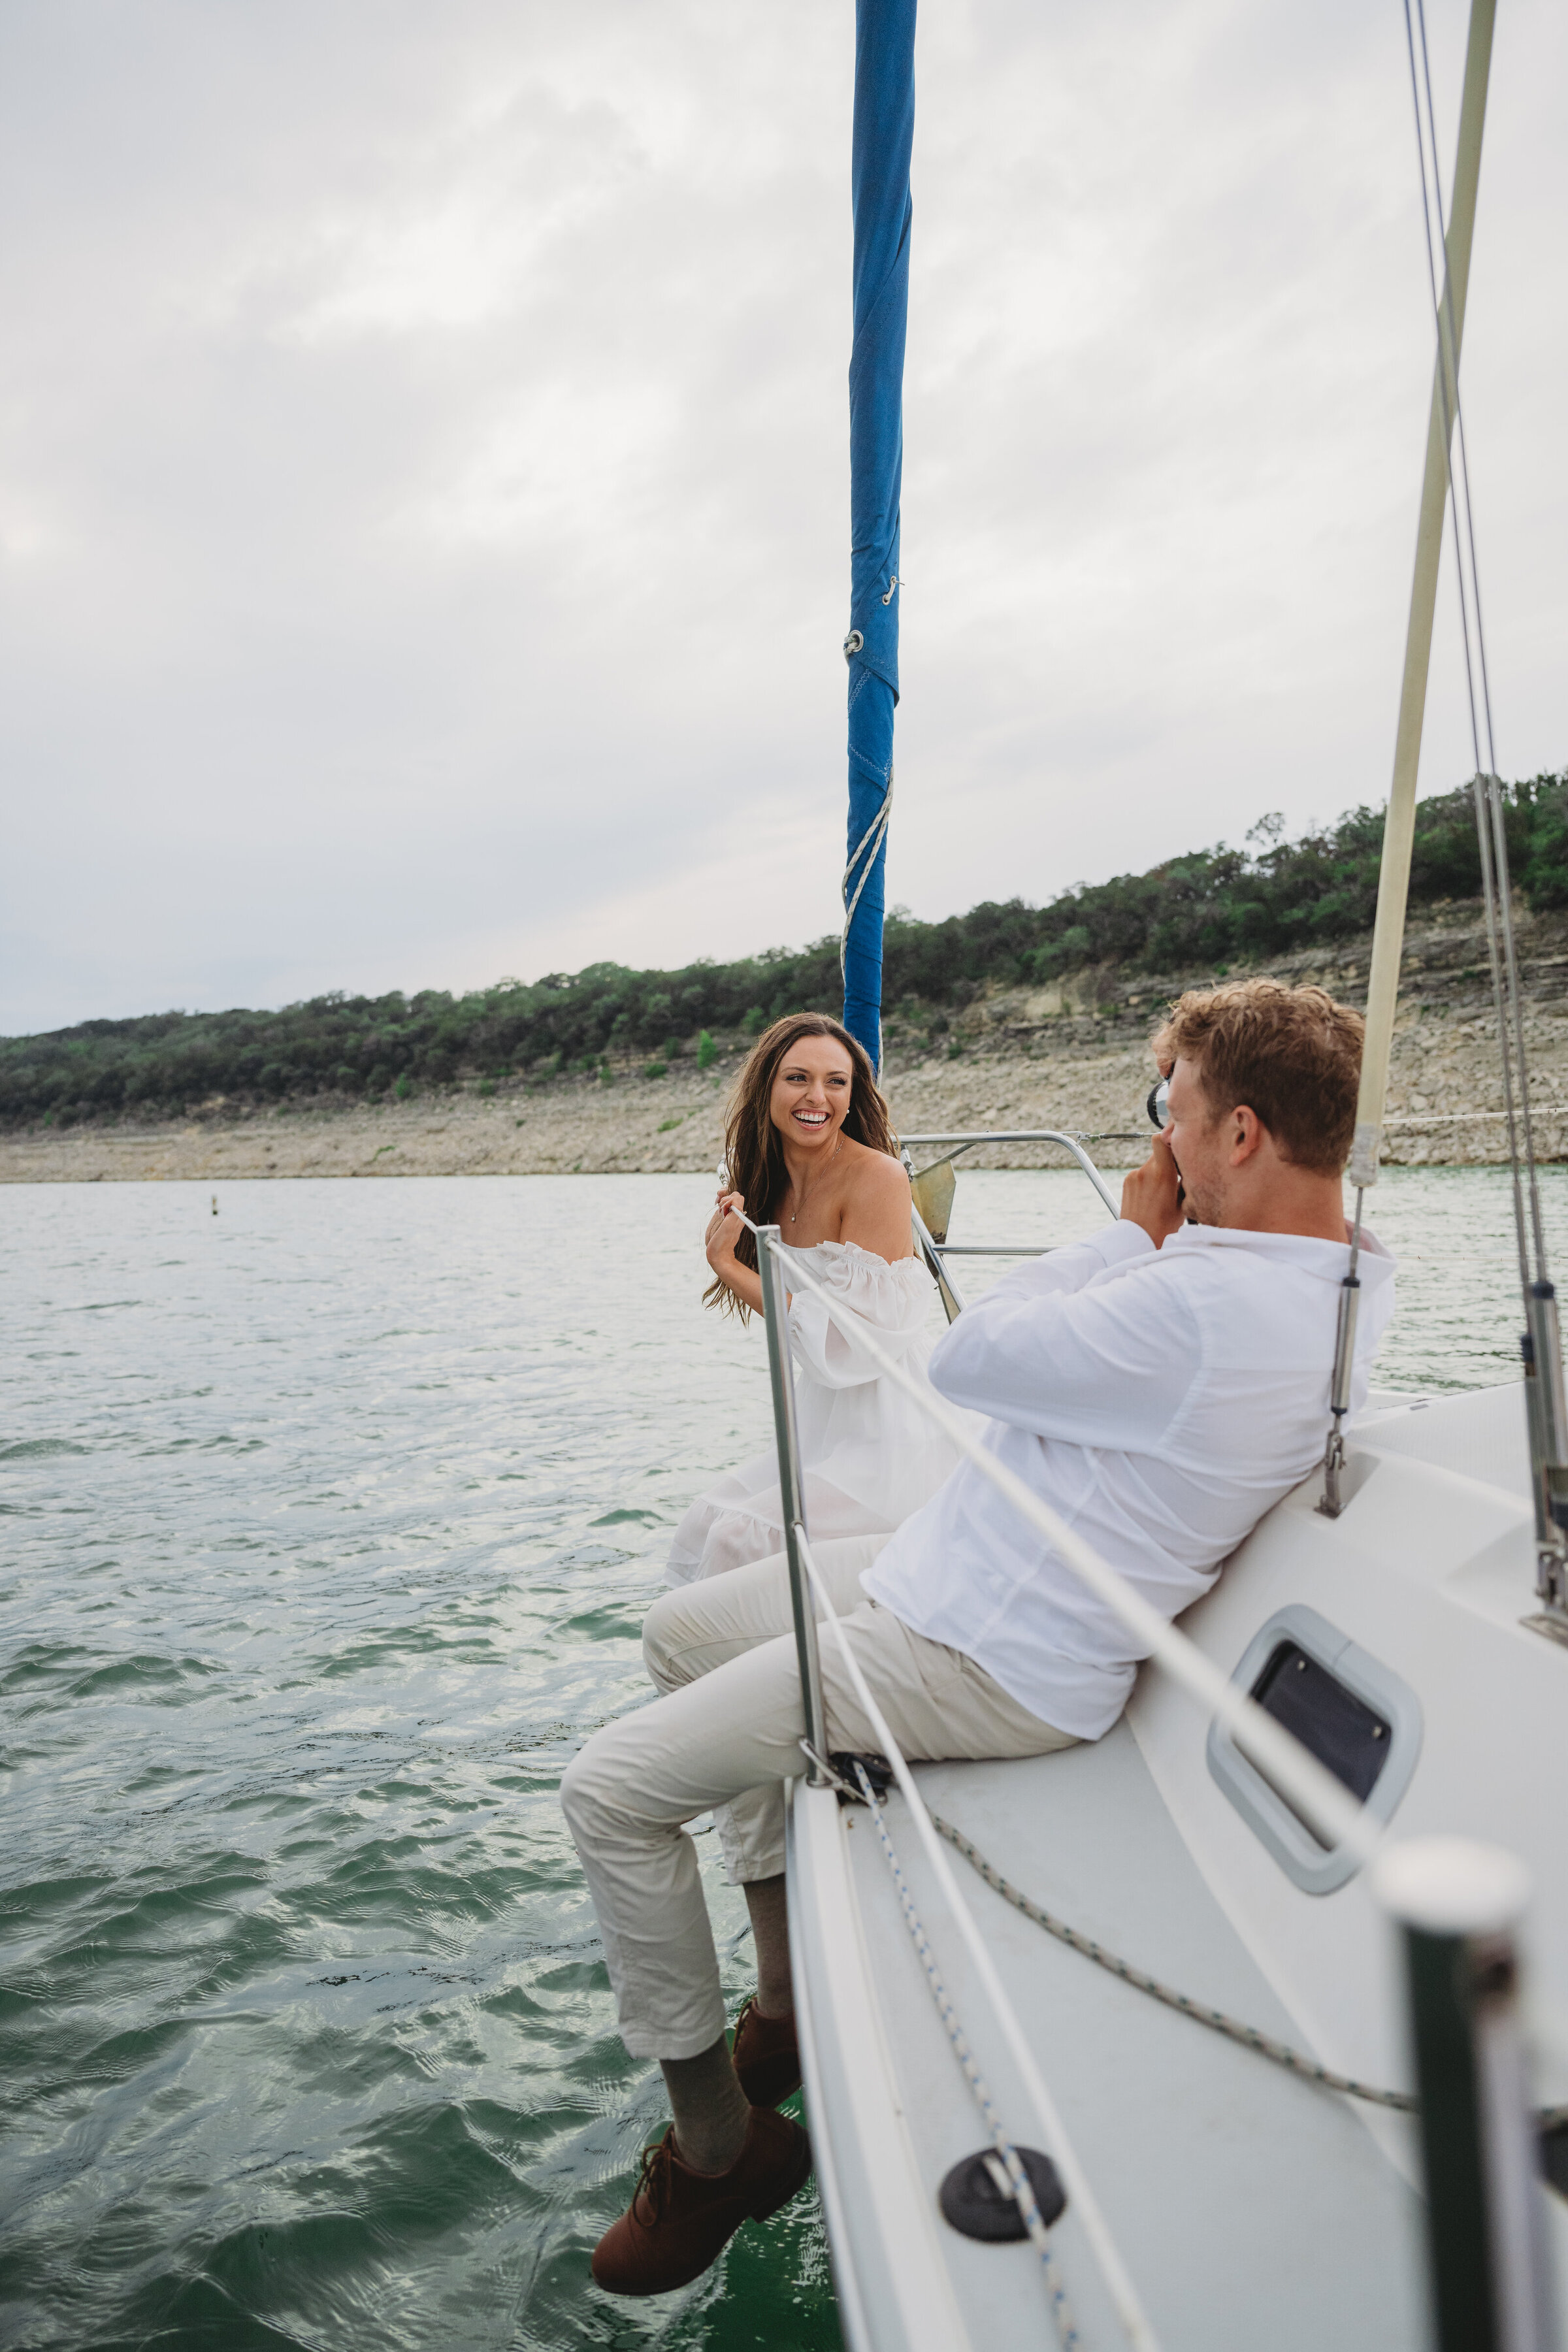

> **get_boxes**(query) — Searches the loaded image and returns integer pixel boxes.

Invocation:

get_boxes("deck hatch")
[1250,1640,1392,1811]
[1207,1603,1422,1895]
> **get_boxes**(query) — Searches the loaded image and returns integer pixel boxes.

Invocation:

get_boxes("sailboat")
[762,0,1568,2342]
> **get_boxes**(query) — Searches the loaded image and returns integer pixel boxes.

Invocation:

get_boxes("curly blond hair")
[1152,978,1363,1174]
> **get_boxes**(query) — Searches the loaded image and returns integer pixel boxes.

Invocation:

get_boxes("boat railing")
[900,1129,1132,1219]
[745,1205,1551,2350]
[898,1128,1140,1322]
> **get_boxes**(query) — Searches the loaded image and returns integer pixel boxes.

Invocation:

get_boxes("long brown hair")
[705,1012,898,1317]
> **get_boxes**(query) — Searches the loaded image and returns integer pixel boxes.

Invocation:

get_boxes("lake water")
[4,1164,1566,2350]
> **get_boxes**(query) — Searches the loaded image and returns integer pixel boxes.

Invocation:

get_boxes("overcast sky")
[2,0,1562,1036]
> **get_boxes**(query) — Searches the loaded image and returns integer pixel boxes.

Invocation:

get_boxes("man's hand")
[1120,1132,1186,1247]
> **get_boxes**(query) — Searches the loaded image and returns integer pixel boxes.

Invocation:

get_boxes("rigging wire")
[1411,0,1496,775]
[1402,0,1550,1297]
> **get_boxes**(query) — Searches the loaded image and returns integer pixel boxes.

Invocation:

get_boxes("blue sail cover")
[841,0,915,1074]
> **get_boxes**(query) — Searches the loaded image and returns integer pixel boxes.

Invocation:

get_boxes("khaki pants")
[559,1537,1075,2059]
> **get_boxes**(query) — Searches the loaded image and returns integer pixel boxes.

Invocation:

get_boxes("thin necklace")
[789,1134,841,1222]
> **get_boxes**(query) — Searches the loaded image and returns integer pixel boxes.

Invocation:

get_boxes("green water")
[3,1166,1563,2349]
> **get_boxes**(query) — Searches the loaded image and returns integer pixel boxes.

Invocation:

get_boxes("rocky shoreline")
[7,901,1568,1183]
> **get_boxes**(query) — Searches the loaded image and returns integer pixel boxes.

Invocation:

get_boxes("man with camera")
[561,976,1394,2296]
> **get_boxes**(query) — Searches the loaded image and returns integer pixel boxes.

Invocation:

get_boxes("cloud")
[1,0,1562,1034]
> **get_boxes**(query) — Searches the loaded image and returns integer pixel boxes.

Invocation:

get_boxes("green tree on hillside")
[3,772,1562,1128]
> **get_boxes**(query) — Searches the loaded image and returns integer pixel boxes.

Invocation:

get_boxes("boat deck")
[792,1721,1424,2351]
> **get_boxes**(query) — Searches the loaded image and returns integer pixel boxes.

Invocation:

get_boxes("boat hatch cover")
[1207,1602,1422,1894]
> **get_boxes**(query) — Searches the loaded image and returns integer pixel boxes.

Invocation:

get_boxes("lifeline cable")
[713,1186,1379,1862]
[794,1524,1160,2351]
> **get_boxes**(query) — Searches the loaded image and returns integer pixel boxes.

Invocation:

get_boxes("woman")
[666,1011,964,1587]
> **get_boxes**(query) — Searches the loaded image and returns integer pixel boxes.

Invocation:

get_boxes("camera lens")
[1147,1077,1171,1128]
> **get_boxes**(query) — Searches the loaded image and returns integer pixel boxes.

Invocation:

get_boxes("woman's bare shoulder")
[834,1140,915,1260]
[839,1137,911,1198]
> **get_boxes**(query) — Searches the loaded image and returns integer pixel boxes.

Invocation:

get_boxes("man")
[561,977,1394,2296]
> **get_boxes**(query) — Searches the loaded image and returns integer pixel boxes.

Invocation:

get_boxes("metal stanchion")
[1373,1838,1554,2352]
[755,1224,829,1788]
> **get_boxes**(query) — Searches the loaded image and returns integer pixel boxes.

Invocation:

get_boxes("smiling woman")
[702,1015,909,1315]
[666,1013,968,1588]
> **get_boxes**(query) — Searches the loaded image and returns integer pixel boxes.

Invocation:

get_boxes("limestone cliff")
[6,900,1566,1182]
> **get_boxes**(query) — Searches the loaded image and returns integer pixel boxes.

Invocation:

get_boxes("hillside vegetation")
[5,772,1564,1129]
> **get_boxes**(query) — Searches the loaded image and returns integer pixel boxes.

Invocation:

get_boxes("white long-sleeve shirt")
[862,1217,1396,1739]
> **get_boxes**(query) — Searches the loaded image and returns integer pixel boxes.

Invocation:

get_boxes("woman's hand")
[705,1191,746,1275]
[704,1190,766,1318]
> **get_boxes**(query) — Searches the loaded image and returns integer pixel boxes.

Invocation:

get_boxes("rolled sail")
[841,0,915,1074]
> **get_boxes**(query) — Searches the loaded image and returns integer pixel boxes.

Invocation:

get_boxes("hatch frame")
[1206,1602,1423,1894]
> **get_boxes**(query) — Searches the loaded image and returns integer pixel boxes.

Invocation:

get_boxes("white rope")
[840,770,894,976]
[847,1755,1082,2349]
[730,1209,1376,1863]
[796,1526,1158,2352]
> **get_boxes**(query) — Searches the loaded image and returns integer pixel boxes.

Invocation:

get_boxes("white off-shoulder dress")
[666,1239,964,1587]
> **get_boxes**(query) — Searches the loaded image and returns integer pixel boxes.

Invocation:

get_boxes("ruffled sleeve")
[787,1241,936,1390]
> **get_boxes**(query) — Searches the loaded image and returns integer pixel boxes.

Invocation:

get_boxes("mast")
[841,0,915,1076]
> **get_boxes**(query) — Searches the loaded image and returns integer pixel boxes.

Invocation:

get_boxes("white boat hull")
[788,1381,1568,2346]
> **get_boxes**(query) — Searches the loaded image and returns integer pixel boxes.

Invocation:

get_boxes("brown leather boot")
[731,1995,802,2108]
[591,2106,812,2296]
